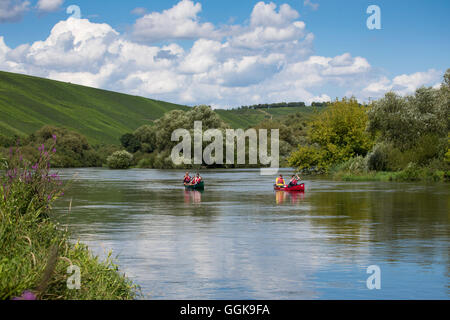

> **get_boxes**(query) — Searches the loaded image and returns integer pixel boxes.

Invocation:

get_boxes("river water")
[53,168,449,299]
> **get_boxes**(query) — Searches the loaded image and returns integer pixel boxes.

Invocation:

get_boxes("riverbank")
[332,166,449,182]
[0,144,139,300]
[0,210,139,300]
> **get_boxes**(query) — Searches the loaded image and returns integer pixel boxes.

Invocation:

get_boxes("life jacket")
[195,177,202,183]
[184,176,191,183]
[290,178,297,185]
[276,177,285,185]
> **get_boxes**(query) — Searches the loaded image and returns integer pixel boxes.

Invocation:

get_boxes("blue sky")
[0,0,448,108]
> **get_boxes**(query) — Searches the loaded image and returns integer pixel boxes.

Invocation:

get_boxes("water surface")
[54,168,449,299]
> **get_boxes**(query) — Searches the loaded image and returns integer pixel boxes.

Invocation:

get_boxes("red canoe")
[274,183,305,192]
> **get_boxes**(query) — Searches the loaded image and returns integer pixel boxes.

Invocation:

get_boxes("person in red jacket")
[183,172,191,185]
[288,174,301,187]
[191,173,202,185]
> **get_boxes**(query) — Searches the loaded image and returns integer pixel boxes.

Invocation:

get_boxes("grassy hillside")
[0,71,189,144]
[0,70,320,144]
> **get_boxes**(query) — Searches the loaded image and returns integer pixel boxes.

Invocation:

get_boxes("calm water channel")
[53,168,449,299]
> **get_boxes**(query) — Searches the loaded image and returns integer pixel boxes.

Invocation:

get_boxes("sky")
[0,0,449,108]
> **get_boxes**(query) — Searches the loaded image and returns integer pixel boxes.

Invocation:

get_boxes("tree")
[368,86,448,151]
[120,133,141,153]
[134,125,156,153]
[289,97,373,172]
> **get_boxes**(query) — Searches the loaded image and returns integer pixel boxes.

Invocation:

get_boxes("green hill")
[0,70,318,144]
[0,71,189,144]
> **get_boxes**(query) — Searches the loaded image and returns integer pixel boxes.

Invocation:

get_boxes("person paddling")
[191,173,202,185]
[275,174,286,187]
[183,172,191,185]
[288,174,301,187]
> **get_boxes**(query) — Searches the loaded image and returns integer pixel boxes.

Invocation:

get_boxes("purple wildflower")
[52,134,57,141]
[52,148,56,153]
[12,290,37,300]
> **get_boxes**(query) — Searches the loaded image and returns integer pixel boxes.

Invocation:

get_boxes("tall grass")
[0,140,139,299]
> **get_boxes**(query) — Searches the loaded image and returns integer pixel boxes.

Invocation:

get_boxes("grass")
[0,143,139,300]
[333,169,448,182]
[0,70,189,145]
[0,70,319,143]
[0,211,139,300]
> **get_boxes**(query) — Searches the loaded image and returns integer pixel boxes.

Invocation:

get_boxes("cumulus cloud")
[304,0,319,11]
[132,0,217,42]
[0,0,30,23]
[362,69,442,97]
[250,2,299,27]
[0,0,440,108]
[36,0,63,13]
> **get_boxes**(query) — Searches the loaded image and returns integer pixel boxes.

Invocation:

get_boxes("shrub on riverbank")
[0,144,138,300]
[333,163,448,182]
[0,126,109,168]
[106,150,133,169]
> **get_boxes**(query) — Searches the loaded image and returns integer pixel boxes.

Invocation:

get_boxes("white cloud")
[304,0,319,11]
[132,0,217,42]
[250,2,299,27]
[0,0,30,23]
[37,0,63,13]
[131,7,146,16]
[0,1,441,109]
[362,69,442,97]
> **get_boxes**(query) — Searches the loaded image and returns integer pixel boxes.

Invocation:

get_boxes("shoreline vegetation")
[1,70,449,183]
[0,142,138,300]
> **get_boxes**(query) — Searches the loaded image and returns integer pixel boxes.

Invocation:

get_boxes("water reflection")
[184,190,203,204]
[275,191,305,205]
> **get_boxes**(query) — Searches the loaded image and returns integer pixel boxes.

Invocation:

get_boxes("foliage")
[1,141,64,219]
[0,146,138,299]
[120,133,141,153]
[106,150,133,169]
[367,143,389,171]
[367,87,448,151]
[0,126,104,168]
[289,97,374,172]
[237,101,307,110]
[289,145,328,173]
[333,156,368,174]
[134,125,156,153]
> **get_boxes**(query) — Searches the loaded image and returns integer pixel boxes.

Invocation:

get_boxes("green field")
[0,70,317,144]
[0,71,190,144]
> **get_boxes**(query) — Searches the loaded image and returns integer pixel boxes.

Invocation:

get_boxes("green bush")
[106,150,133,169]
[335,156,368,174]
[367,143,389,171]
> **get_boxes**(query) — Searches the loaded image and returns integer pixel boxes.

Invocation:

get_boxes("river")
[53,168,449,299]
